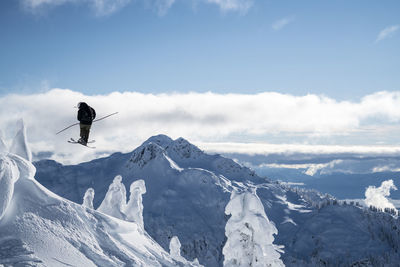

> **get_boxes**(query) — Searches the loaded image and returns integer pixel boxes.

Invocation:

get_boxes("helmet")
[77,102,87,108]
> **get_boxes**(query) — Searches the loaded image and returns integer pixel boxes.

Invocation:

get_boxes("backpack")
[81,107,94,122]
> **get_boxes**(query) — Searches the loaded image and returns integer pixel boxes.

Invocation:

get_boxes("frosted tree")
[97,175,127,220]
[365,179,398,214]
[124,179,146,227]
[169,236,203,267]
[10,119,32,162]
[169,236,186,262]
[82,188,95,209]
[223,190,284,267]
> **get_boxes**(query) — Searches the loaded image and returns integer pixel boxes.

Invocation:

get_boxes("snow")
[365,179,398,213]
[125,179,146,227]
[169,236,203,267]
[170,236,185,261]
[0,155,20,220]
[0,131,7,153]
[9,120,32,162]
[223,190,284,267]
[97,175,127,220]
[83,187,95,209]
[97,176,149,228]
[0,130,201,267]
[32,134,400,266]
[165,154,184,172]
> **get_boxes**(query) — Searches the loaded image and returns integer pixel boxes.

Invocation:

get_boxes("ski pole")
[56,112,119,135]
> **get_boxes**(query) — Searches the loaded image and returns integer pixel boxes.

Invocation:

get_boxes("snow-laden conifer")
[169,236,185,262]
[82,188,95,209]
[124,179,146,227]
[97,175,127,219]
[223,190,284,267]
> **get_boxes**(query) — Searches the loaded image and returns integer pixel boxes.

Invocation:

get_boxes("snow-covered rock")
[83,187,95,209]
[125,179,146,227]
[97,175,127,220]
[223,190,284,267]
[10,120,32,162]
[0,130,7,153]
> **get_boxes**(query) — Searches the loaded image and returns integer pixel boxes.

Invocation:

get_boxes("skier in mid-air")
[77,102,96,145]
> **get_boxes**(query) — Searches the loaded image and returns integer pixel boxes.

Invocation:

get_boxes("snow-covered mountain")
[0,126,200,266]
[34,134,400,266]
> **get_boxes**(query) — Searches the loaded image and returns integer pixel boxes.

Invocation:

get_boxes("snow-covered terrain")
[0,125,201,266]
[33,133,400,266]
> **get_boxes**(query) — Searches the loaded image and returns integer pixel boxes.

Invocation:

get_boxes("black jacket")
[78,103,96,125]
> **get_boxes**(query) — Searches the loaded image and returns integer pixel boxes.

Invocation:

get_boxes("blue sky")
[1,0,399,99]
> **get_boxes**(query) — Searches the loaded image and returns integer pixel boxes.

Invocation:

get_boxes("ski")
[68,138,96,149]
[69,138,95,144]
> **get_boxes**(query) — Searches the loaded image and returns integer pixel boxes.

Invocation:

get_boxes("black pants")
[80,123,91,143]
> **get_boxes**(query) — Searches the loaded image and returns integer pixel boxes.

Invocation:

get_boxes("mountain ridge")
[33,134,400,266]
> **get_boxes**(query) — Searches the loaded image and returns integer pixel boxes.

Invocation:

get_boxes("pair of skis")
[68,138,96,149]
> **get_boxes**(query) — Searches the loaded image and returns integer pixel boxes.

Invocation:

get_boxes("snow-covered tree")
[169,236,203,267]
[124,179,146,227]
[82,188,95,209]
[97,175,127,219]
[365,180,398,215]
[169,236,185,262]
[223,190,284,267]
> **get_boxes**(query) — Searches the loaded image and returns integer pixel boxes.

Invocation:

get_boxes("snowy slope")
[0,132,200,266]
[34,135,400,266]
[35,135,257,266]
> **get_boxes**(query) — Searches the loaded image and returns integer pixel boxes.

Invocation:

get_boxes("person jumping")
[77,102,96,145]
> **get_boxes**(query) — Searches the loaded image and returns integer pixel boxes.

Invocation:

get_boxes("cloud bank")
[262,160,343,176]
[2,89,400,164]
[365,179,398,212]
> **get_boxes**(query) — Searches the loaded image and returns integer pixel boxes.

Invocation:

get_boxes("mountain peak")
[143,134,173,147]
[129,142,166,168]
[169,137,203,160]
[141,135,204,161]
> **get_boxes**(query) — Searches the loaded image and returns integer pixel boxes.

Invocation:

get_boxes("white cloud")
[2,89,400,164]
[372,165,400,173]
[197,142,400,156]
[365,180,397,213]
[272,16,294,31]
[21,0,132,16]
[20,0,252,15]
[205,0,253,13]
[375,25,400,43]
[154,0,175,16]
[259,160,343,176]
